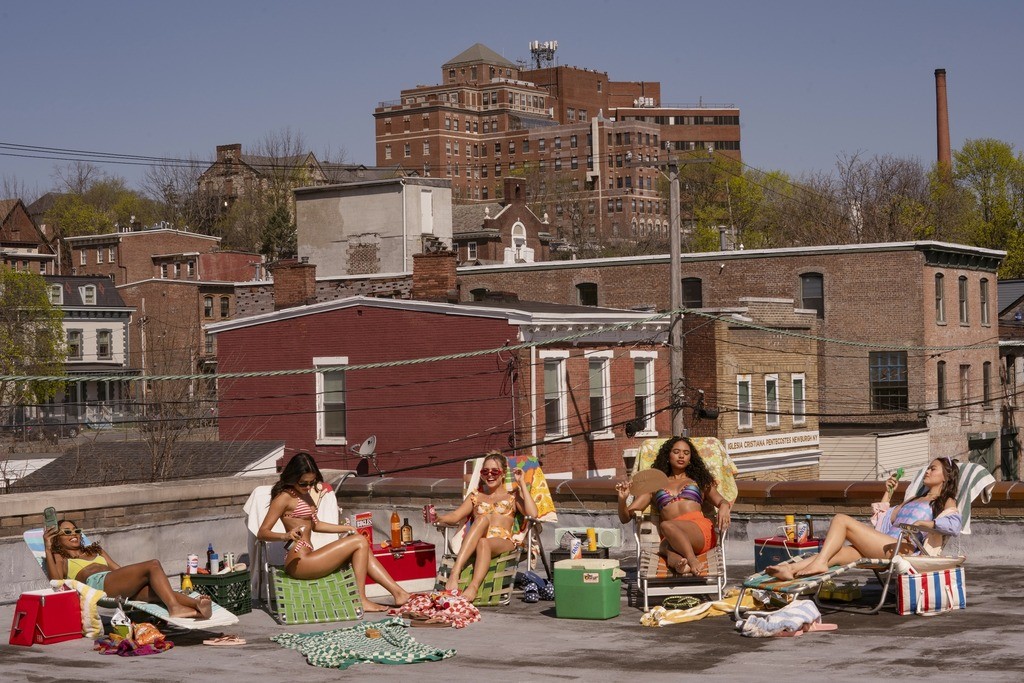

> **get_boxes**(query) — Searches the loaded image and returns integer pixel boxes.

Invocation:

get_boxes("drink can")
[795,522,809,543]
[784,514,796,541]
[223,552,235,571]
[586,527,598,552]
[423,504,437,524]
[569,537,583,559]
[187,554,199,574]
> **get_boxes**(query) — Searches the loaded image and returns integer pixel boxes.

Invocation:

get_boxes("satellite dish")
[350,435,382,477]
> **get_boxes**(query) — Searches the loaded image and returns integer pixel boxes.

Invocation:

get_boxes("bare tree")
[142,154,221,233]
[1,174,41,204]
[51,161,103,195]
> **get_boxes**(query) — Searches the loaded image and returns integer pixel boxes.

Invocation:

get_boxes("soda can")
[223,552,235,571]
[423,504,437,524]
[586,527,598,552]
[187,554,199,574]
[569,537,583,560]
[795,522,809,543]
[784,514,796,542]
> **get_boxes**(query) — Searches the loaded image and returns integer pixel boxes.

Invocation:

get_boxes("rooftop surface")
[3,559,1021,682]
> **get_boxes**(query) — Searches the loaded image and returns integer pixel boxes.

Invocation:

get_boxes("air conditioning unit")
[554,527,622,549]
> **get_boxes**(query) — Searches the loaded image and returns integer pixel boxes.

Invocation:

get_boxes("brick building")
[454,241,1004,474]
[451,177,553,265]
[65,227,223,285]
[197,143,329,215]
[207,252,670,477]
[373,42,740,247]
[0,198,57,275]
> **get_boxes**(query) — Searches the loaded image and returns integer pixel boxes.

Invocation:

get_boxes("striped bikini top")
[653,482,704,509]
[286,491,319,523]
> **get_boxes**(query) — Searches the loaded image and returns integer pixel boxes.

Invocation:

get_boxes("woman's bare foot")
[670,557,689,575]
[765,564,796,581]
[361,599,389,613]
[391,588,411,606]
[167,605,199,619]
[794,559,830,578]
[460,585,478,603]
[196,595,213,619]
[444,579,460,593]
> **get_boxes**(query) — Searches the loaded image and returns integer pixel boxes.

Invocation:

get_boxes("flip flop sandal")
[203,635,246,646]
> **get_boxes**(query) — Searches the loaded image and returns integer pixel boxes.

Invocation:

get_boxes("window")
[736,375,752,429]
[220,296,230,318]
[48,285,62,305]
[538,138,546,152]
[631,353,657,435]
[108,246,115,262]
[173,263,181,278]
[983,361,992,408]
[96,247,104,264]
[570,134,578,148]
[79,250,86,266]
[681,278,702,308]
[81,285,96,305]
[576,282,598,306]
[404,143,411,158]
[937,360,947,410]
[384,144,392,159]
[509,141,515,155]
[522,139,530,153]
[96,329,112,360]
[467,242,478,260]
[935,273,946,323]
[554,136,561,150]
[792,373,806,425]
[541,352,569,438]
[205,333,214,355]
[980,278,990,325]
[765,374,780,427]
[315,357,347,443]
[187,261,195,278]
[204,296,213,318]
[870,351,908,411]
[423,141,430,155]
[960,364,970,423]
[160,264,168,278]
[587,352,612,434]
[958,276,969,324]
[67,329,83,360]
[800,273,824,318]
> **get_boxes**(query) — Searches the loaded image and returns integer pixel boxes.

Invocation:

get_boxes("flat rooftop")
[3,559,1021,682]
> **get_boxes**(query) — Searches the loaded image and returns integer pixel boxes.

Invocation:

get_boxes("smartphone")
[44,507,58,530]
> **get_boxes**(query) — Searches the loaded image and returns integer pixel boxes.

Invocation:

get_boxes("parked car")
[36,416,81,440]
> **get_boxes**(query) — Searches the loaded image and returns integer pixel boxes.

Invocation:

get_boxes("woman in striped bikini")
[617,437,732,576]
[258,452,409,612]
[766,457,961,581]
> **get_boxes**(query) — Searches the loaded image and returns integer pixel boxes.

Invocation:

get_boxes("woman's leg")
[658,519,705,575]
[445,520,488,592]
[366,554,411,606]
[462,536,514,603]
[102,560,211,619]
[288,535,388,612]
[767,513,898,580]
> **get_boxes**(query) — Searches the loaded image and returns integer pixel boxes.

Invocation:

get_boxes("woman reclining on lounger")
[617,436,732,576]
[45,520,212,620]
[258,452,410,613]
[433,451,538,602]
[766,457,962,581]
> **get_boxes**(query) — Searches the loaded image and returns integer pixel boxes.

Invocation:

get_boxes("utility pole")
[668,158,685,435]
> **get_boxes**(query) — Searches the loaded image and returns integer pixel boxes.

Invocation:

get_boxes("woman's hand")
[615,479,631,502]
[512,467,526,487]
[717,502,732,533]
[43,525,58,550]
[287,526,305,543]
[882,474,898,503]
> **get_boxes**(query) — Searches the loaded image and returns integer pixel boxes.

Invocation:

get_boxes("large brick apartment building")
[374,43,740,247]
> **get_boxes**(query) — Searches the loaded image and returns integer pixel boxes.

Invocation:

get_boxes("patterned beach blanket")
[272,617,456,670]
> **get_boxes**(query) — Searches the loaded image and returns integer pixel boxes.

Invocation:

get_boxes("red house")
[207,280,669,478]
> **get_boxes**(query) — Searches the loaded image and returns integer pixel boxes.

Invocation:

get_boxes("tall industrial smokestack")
[935,68,952,181]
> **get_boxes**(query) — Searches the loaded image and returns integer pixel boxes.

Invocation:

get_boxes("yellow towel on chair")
[640,589,757,627]
[50,578,105,638]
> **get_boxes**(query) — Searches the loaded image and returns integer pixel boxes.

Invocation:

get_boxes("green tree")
[261,204,297,260]
[0,268,65,414]
[953,138,1024,257]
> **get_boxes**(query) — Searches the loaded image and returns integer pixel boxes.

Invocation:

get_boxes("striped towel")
[738,599,822,637]
[50,578,105,638]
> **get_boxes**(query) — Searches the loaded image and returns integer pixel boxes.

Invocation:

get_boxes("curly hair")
[652,437,715,492]
[49,520,103,559]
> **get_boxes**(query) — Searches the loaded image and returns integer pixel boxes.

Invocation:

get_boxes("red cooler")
[366,541,436,598]
[754,536,822,573]
[9,589,82,646]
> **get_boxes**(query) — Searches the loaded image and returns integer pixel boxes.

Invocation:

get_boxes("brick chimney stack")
[217,143,242,163]
[269,258,317,310]
[411,250,459,302]
[935,69,952,182]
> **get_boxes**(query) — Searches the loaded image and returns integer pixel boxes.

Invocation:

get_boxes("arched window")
[800,273,824,318]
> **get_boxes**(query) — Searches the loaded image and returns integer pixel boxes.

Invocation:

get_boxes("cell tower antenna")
[529,40,558,69]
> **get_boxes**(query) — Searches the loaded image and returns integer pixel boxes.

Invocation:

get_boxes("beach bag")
[896,567,966,616]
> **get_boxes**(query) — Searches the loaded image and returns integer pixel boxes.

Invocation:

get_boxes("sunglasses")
[59,528,82,536]
[294,481,316,489]
[480,468,504,478]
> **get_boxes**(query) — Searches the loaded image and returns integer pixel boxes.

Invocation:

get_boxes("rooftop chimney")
[935,69,952,182]
[269,259,317,310]
[411,249,459,302]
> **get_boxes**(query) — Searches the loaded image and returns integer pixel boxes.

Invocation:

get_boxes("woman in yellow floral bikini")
[435,451,538,602]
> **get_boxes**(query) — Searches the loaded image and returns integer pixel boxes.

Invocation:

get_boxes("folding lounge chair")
[243,484,362,624]
[631,437,737,611]
[23,528,239,631]
[433,454,557,606]
[733,460,995,618]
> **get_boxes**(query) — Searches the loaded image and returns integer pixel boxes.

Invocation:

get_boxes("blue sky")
[2,0,1022,197]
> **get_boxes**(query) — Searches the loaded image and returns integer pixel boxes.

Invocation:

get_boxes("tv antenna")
[529,40,558,69]
[350,435,382,477]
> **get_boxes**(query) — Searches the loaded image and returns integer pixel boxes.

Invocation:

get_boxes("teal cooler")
[553,558,623,619]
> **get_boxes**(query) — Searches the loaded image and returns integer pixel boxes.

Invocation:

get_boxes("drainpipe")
[401,180,408,271]
[530,339,538,459]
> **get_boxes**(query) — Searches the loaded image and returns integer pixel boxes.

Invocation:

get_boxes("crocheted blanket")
[272,617,456,670]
